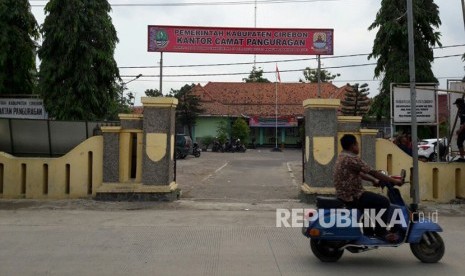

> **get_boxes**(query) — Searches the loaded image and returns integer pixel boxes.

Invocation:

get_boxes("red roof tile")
[191,82,348,117]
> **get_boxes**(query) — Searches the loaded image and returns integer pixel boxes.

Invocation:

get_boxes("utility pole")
[406,0,419,212]
[461,0,465,31]
[253,0,257,68]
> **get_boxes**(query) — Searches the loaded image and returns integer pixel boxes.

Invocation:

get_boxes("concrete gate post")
[360,129,379,169]
[101,126,121,183]
[141,97,178,190]
[302,99,340,194]
[96,97,180,201]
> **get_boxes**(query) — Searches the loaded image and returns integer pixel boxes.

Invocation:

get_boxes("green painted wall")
[194,117,300,146]
[194,117,225,141]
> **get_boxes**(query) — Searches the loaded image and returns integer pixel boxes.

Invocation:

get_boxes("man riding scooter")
[334,134,403,242]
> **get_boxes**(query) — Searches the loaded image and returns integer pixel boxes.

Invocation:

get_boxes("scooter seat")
[316,196,345,208]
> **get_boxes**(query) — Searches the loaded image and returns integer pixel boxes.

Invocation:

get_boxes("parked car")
[418,138,447,162]
[175,134,192,159]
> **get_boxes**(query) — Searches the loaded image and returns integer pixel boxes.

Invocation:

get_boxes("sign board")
[0,98,48,119]
[392,86,437,124]
[249,116,298,127]
[148,25,334,55]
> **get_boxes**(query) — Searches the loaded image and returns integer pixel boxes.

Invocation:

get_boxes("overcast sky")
[29,0,465,105]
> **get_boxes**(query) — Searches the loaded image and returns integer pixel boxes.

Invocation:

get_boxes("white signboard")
[392,87,436,124]
[0,98,48,119]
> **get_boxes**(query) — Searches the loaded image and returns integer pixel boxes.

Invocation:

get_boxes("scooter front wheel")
[310,239,344,262]
[410,231,445,263]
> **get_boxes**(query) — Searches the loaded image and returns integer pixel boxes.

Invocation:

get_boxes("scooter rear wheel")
[310,239,344,262]
[410,231,445,263]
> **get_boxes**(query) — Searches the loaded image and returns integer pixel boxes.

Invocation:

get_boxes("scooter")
[302,170,445,263]
[233,139,247,153]
[192,142,201,158]
[212,140,224,152]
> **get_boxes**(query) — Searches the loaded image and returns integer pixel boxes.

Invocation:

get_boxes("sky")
[29,0,465,105]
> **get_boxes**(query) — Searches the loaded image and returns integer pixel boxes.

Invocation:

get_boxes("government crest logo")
[313,32,327,50]
[151,29,169,49]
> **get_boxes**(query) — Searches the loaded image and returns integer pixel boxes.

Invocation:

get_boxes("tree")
[145,88,162,97]
[341,83,370,117]
[38,0,120,120]
[242,67,270,83]
[231,117,250,143]
[368,0,441,120]
[0,0,39,95]
[216,119,229,144]
[106,82,135,120]
[169,83,204,138]
[299,67,340,83]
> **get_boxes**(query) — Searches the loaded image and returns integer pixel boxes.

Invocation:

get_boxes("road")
[1,148,465,275]
[0,206,464,276]
[176,149,303,202]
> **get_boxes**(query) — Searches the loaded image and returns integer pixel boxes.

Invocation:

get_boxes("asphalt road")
[1,207,464,276]
[176,149,303,202]
[1,148,465,275]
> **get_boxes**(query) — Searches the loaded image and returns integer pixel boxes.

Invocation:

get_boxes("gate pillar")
[302,99,340,195]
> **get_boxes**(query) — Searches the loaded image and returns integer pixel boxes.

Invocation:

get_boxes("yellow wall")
[0,136,103,199]
[2,132,463,203]
[376,138,465,203]
[118,130,143,183]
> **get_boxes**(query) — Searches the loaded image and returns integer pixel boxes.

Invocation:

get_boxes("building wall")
[195,116,301,146]
[193,117,226,141]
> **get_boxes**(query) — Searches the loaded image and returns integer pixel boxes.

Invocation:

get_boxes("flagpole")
[275,80,278,150]
[273,64,281,152]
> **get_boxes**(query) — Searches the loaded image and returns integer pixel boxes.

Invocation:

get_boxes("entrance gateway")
[144,25,334,198]
[148,25,334,141]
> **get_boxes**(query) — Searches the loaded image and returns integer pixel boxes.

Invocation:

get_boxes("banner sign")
[249,116,298,127]
[392,86,437,124]
[148,25,334,55]
[0,98,48,119]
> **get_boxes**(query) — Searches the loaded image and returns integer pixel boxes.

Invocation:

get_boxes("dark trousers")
[344,191,390,236]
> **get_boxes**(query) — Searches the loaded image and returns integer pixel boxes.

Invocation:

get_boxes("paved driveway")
[176,149,303,203]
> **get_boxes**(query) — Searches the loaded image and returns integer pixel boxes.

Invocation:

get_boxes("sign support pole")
[159,52,163,95]
[407,0,420,211]
[317,55,321,98]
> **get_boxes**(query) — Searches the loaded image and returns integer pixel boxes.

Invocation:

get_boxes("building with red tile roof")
[190,82,348,147]
[191,82,347,117]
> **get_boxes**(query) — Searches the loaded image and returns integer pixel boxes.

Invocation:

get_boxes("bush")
[201,135,214,150]
[232,118,250,143]
[216,119,229,144]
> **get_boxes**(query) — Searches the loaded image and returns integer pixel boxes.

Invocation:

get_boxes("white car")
[417,138,447,161]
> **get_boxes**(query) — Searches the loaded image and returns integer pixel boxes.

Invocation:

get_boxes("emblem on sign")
[313,32,327,49]
[153,29,169,49]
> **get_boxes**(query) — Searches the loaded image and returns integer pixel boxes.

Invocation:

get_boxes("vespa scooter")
[302,170,444,263]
